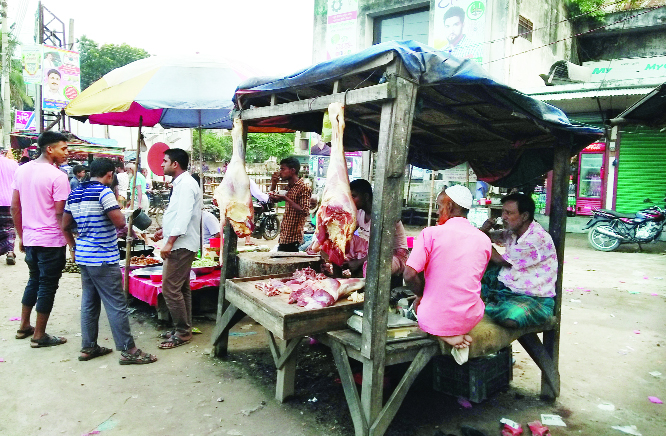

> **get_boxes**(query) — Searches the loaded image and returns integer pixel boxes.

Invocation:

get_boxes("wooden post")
[361,60,418,425]
[123,118,143,298]
[427,170,437,227]
[543,135,570,398]
[405,165,412,207]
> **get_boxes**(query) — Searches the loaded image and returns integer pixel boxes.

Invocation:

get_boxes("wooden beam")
[211,304,240,346]
[518,333,560,397]
[331,341,368,436]
[265,332,301,402]
[239,81,396,121]
[361,61,418,427]
[369,347,438,436]
[542,135,570,398]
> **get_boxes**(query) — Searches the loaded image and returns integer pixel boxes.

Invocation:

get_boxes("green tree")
[567,0,607,21]
[192,130,295,164]
[0,31,33,129]
[78,35,150,90]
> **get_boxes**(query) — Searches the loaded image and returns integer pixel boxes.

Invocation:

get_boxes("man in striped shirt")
[63,159,157,364]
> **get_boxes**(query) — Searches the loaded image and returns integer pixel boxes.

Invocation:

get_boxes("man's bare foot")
[441,334,473,349]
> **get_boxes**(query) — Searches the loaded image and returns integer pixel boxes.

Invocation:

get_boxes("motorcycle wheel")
[262,216,280,240]
[588,224,621,251]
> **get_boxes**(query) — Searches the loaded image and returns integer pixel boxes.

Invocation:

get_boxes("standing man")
[11,131,74,346]
[115,162,129,207]
[0,150,19,265]
[268,156,312,252]
[404,186,491,349]
[62,159,157,364]
[479,193,557,328]
[153,148,202,349]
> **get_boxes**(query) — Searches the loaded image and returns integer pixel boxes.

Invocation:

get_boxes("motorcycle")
[251,201,280,240]
[584,199,666,251]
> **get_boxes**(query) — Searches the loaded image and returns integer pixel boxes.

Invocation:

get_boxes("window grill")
[518,15,533,42]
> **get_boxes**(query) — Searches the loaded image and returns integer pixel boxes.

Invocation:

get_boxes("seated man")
[404,186,491,349]
[479,192,557,328]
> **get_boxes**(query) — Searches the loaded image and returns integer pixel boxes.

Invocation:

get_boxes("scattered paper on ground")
[541,414,566,426]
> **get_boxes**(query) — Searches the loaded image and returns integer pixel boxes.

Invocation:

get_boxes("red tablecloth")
[122,268,221,306]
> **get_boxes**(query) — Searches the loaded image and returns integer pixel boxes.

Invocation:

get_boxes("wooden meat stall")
[211,41,603,436]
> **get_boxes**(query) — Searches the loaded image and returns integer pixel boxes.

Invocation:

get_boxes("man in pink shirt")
[11,131,74,347]
[0,151,19,265]
[404,185,491,349]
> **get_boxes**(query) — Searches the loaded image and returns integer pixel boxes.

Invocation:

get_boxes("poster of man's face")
[47,70,61,93]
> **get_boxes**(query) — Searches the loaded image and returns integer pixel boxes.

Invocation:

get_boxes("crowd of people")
[1,131,557,361]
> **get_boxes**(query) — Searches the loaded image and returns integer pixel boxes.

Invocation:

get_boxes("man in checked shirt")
[269,156,312,252]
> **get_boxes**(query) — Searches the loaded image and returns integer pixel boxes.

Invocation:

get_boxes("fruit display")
[191,257,218,268]
[63,259,80,274]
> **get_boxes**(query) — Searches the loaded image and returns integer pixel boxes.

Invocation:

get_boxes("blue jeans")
[22,246,66,314]
[80,264,135,351]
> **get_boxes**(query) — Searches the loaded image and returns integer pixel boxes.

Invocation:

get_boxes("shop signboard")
[326,0,358,59]
[432,0,487,64]
[15,111,36,131]
[584,56,666,83]
[42,45,81,111]
[22,45,43,84]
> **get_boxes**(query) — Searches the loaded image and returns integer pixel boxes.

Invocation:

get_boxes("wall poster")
[432,0,486,64]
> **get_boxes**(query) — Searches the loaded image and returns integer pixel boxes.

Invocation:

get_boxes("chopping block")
[237,251,322,278]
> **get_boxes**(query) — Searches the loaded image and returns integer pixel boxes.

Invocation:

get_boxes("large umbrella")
[66,55,255,295]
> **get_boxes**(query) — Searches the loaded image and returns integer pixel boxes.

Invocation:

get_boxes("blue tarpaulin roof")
[234,41,603,187]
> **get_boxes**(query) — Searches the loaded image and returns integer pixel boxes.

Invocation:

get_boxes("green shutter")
[615,127,666,213]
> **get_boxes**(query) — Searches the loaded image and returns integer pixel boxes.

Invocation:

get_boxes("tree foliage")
[192,130,296,164]
[77,35,150,90]
[0,31,33,128]
[567,0,607,21]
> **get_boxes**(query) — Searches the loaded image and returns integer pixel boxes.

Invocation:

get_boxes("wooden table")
[212,274,363,401]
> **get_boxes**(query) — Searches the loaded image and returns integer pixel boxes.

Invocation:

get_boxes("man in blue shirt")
[62,158,157,365]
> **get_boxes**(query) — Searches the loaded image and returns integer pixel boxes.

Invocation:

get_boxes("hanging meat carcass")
[313,103,357,265]
[214,118,254,237]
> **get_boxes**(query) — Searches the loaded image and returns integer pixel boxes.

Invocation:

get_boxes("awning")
[527,86,658,113]
[608,82,666,128]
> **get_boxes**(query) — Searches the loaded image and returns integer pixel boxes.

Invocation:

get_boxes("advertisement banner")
[42,45,81,111]
[22,45,43,84]
[15,111,36,130]
[326,0,358,60]
[432,0,486,64]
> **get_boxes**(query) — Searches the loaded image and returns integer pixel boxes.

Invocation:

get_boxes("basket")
[432,346,512,403]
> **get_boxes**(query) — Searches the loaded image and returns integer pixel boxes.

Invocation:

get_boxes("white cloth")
[116,172,129,194]
[451,346,469,365]
[201,210,220,244]
[162,171,202,253]
[249,179,269,203]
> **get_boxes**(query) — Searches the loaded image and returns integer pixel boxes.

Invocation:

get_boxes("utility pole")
[1,0,11,148]
[34,1,42,132]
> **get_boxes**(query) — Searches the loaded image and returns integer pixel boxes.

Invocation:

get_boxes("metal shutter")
[615,127,666,213]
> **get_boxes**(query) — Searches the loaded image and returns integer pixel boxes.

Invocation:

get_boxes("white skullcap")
[445,185,473,210]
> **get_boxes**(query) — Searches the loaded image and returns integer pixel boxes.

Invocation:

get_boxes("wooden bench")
[322,315,558,436]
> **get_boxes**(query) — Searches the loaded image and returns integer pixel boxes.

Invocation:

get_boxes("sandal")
[30,334,67,348]
[6,252,16,265]
[158,335,191,349]
[16,326,35,340]
[119,348,157,365]
[158,329,175,339]
[78,345,113,361]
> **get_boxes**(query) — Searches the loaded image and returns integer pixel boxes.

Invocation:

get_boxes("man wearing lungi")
[0,151,19,264]
[480,192,557,328]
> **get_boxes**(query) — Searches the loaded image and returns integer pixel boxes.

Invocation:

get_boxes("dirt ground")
[1,231,665,436]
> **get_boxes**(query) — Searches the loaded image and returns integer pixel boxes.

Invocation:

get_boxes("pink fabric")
[88,102,163,127]
[0,156,19,207]
[497,221,558,298]
[12,161,69,247]
[406,217,491,336]
[125,268,220,306]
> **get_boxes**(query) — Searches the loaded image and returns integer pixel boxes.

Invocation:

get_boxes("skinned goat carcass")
[313,103,357,265]
[214,119,254,237]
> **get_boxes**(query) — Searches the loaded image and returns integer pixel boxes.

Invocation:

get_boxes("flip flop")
[158,335,191,349]
[158,329,175,339]
[119,348,157,365]
[30,334,67,348]
[78,345,113,361]
[16,326,35,339]
[6,252,16,265]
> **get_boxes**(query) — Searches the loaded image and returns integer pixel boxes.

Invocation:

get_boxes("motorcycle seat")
[597,209,636,219]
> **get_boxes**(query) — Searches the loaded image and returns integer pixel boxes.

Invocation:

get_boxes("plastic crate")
[432,346,512,403]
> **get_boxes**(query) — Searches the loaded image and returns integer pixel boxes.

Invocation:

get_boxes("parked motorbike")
[251,201,280,240]
[584,199,666,251]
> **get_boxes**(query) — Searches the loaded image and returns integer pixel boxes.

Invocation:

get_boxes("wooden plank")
[518,333,560,396]
[213,221,238,356]
[361,60,418,427]
[275,337,298,402]
[542,135,570,398]
[370,347,438,436]
[210,304,240,346]
[331,340,368,436]
[239,81,395,121]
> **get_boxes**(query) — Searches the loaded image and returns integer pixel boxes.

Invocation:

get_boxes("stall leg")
[266,331,300,402]
[156,294,170,322]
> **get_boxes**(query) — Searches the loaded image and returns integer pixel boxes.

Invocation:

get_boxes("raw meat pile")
[312,103,357,266]
[214,118,254,237]
[255,267,365,309]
